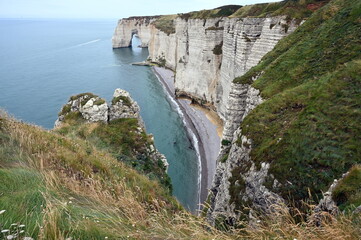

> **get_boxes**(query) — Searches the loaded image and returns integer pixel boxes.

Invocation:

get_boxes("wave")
[69,39,101,48]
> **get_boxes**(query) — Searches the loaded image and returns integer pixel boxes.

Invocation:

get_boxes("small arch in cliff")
[130,29,143,48]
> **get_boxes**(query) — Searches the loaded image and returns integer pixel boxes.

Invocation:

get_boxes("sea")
[0,18,199,212]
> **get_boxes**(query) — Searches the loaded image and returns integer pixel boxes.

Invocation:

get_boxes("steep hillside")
[0,108,236,239]
[208,0,361,225]
[1,108,360,238]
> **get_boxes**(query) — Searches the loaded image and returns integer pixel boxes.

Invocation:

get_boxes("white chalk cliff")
[112,13,300,224]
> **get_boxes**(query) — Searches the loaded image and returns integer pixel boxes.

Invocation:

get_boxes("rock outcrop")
[112,17,159,48]
[56,89,145,127]
[55,93,108,128]
[55,88,169,171]
[109,88,144,127]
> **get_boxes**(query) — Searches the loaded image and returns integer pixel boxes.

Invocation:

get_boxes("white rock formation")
[112,16,299,120]
[55,89,169,172]
[112,14,301,224]
[55,94,108,127]
[82,98,108,123]
[112,17,158,48]
[109,88,144,128]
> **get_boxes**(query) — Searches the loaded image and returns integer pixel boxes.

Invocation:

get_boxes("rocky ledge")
[55,88,168,171]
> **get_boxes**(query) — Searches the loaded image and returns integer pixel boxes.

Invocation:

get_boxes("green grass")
[179,5,241,20]
[0,168,45,238]
[332,165,361,211]
[112,95,131,107]
[153,15,177,35]
[153,5,240,34]
[213,42,223,55]
[230,0,361,209]
[58,104,71,116]
[70,93,97,101]
[56,117,172,192]
[0,115,182,239]
[93,99,105,105]
[230,0,330,20]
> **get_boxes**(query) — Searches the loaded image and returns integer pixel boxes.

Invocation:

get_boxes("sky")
[0,0,280,19]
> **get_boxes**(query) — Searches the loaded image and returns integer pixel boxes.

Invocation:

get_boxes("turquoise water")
[0,19,199,211]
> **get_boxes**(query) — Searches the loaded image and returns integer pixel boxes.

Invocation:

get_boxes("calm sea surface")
[0,19,198,211]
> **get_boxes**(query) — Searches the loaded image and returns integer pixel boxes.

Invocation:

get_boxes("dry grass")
[0,113,360,239]
[245,204,361,240]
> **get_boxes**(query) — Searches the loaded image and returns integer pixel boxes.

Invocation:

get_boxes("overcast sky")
[0,0,280,19]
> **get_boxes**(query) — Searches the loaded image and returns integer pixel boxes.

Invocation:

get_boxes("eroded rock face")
[112,17,158,48]
[55,89,169,173]
[207,128,284,226]
[112,16,299,120]
[82,98,108,123]
[310,173,348,226]
[55,93,108,128]
[109,88,144,128]
[112,14,300,225]
[55,89,143,128]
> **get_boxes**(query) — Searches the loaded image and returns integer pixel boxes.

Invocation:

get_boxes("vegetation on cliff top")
[178,5,241,20]
[230,0,330,19]
[153,1,329,35]
[233,0,361,209]
[152,15,177,35]
[56,105,172,192]
[1,112,360,240]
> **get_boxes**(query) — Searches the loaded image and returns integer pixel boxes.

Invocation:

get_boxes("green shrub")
[221,139,231,146]
[93,99,105,105]
[112,96,132,107]
[220,153,229,163]
[332,165,361,211]
[58,104,71,116]
[213,42,223,55]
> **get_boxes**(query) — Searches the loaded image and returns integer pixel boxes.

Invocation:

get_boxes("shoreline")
[152,66,221,210]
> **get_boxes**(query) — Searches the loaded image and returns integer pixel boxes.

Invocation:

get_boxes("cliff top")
[143,0,329,35]
[230,0,330,19]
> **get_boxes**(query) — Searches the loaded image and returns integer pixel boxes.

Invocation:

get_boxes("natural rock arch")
[130,29,142,47]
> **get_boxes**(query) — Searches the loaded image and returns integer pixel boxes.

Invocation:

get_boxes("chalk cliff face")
[113,16,298,120]
[112,17,158,48]
[112,13,300,224]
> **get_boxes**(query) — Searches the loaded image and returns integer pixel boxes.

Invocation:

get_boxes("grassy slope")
[230,0,330,19]
[232,0,361,206]
[56,115,172,192]
[1,115,360,239]
[0,115,238,239]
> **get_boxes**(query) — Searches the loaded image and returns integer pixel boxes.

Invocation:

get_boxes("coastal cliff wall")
[112,13,300,223]
[112,17,159,48]
[112,16,299,120]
